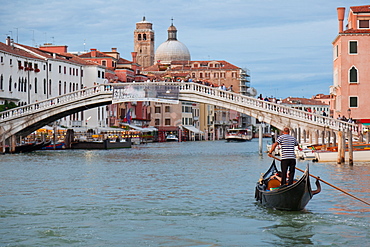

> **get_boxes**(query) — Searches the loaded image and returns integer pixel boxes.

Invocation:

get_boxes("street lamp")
[347,108,351,119]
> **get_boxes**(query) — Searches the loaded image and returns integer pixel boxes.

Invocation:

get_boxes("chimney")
[111,48,117,52]
[131,52,137,64]
[337,7,345,33]
[5,36,11,46]
[90,48,97,57]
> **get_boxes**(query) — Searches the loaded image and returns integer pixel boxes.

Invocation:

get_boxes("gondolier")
[268,127,302,186]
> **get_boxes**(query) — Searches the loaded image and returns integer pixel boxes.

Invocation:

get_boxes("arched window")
[59,81,62,95]
[64,81,66,94]
[0,74,3,90]
[349,66,358,83]
[8,76,12,91]
[138,34,142,41]
[143,34,147,40]
[19,78,22,91]
[49,79,52,95]
[43,79,47,94]
[34,78,37,93]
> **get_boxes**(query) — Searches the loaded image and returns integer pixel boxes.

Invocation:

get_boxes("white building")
[0,37,108,129]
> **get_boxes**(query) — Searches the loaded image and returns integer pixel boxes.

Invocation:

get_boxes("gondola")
[255,160,320,211]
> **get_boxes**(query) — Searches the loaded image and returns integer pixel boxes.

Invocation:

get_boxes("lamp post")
[347,108,351,119]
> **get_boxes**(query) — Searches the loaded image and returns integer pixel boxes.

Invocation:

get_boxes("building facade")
[0,38,107,129]
[331,5,370,128]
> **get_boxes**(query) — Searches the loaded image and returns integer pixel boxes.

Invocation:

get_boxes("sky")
[1,0,369,99]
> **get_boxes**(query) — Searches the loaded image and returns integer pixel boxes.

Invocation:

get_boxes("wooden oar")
[268,154,370,206]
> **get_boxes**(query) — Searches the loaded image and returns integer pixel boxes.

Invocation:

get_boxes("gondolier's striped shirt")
[276,134,298,159]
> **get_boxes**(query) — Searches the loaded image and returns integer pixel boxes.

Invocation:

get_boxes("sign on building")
[112,85,179,104]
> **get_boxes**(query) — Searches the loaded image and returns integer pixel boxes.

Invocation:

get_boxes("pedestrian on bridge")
[268,127,302,186]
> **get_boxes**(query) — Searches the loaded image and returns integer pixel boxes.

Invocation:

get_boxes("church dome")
[155,23,191,64]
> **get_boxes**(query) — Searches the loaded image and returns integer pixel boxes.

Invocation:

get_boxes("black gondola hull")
[255,161,313,211]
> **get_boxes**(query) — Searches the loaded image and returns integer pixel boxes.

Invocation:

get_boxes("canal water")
[0,139,369,246]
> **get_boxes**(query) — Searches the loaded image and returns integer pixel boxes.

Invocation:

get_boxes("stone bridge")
[0,82,359,148]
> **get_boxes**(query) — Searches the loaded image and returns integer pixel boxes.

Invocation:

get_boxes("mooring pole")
[348,130,353,166]
[337,131,344,164]
[259,124,263,156]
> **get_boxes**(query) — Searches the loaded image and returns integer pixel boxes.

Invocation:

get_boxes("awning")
[121,123,145,131]
[182,125,203,134]
[120,124,157,132]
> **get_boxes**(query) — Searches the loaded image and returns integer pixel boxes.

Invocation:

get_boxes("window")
[155,106,161,113]
[349,41,357,54]
[9,76,12,91]
[34,78,37,93]
[349,96,358,107]
[98,71,101,78]
[138,34,142,41]
[165,119,171,125]
[359,20,370,28]
[143,34,147,40]
[165,106,170,112]
[43,79,47,94]
[155,119,160,126]
[349,66,358,83]
[0,74,3,90]
[102,60,107,66]
[59,65,62,73]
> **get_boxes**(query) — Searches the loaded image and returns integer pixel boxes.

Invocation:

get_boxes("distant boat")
[166,134,179,142]
[4,141,51,153]
[70,139,132,149]
[225,128,253,142]
[41,142,66,150]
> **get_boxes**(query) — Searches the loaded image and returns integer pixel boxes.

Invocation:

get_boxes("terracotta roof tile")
[350,5,370,13]
[0,42,41,60]
[342,29,370,34]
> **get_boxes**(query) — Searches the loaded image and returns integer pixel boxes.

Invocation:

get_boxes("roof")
[0,42,41,60]
[282,97,329,106]
[342,29,370,34]
[350,5,370,13]
[79,50,112,58]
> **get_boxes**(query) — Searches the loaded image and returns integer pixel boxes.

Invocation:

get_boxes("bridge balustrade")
[0,82,359,137]
[0,85,111,122]
[179,82,359,133]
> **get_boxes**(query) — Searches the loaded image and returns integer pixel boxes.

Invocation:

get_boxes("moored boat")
[314,149,370,162]
[225,128,253,142]
[166,134,179,142]
[255,160,320,211]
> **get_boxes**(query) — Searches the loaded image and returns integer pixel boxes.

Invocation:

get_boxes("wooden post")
[298,127,301,144]
[348,130,353,166]
[53,124,57,149]
[10,135,16,153]
[259,124,263,156]
[337,131,344,164]
[321,130,325,145]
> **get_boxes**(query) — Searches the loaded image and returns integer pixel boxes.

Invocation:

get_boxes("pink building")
[331,5,370,128]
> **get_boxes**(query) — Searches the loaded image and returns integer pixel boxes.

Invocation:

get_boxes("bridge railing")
[179,82,359,133]
[0,84,112,122]
[0,81,359,134]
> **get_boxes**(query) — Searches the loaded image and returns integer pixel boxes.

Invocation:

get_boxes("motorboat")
[225,128,253,142]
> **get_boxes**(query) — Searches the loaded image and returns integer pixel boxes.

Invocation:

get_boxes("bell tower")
[134,16,155,68]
